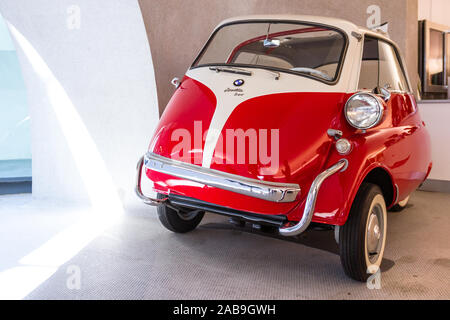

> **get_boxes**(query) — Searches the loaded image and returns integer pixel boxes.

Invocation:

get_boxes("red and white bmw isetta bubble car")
[136,15,432,281]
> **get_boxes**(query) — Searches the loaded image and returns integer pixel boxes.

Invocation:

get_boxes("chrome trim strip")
[394,184,399,204]
[135,156,168,206]
[143,152,300,203]
[279,159,348,237]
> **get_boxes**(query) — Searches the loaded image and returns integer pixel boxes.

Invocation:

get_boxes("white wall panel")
[419,102,450,181]
[418,0,450,26]
[0,0,159,205]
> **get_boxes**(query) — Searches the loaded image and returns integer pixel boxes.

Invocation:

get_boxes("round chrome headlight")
[344,93,384,130]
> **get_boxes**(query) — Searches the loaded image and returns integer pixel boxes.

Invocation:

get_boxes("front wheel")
[156,194,204,233]
[339,183,387,281]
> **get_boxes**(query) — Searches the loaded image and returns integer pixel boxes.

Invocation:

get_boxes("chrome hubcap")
[366,204,384,263]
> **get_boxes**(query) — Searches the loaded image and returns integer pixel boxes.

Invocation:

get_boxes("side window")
[378,41,409,92]
[358,37,379,90]
[358,37,409,92]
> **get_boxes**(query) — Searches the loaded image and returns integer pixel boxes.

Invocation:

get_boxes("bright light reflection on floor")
[0,22,124,299]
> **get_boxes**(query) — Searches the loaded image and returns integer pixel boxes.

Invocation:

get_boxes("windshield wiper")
[209,66,252,76]
[263,69,280,80]
[209,66,281,80]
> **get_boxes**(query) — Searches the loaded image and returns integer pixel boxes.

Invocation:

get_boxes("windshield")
[192,21,347,82]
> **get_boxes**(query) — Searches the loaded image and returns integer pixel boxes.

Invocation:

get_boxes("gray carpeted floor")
[1,191,449,299]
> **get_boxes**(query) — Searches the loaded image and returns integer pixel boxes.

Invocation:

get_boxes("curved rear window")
[192,21,347,82]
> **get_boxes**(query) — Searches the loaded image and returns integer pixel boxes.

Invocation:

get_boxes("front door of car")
[357,35,421,201]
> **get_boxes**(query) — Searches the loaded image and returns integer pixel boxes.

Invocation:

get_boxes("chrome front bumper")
[135,155,168,206]
[141,152,300,203]
[278,159,347,236]
[135,152,347,236]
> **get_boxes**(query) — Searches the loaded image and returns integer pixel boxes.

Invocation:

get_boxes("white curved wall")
[0,0,159,205]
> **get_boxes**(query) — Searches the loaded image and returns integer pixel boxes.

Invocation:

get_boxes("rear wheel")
[339,183,387,281]
[156,194,204,233]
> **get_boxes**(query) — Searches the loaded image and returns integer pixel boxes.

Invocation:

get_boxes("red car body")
[137,15,432,230]
[146,82,431,225]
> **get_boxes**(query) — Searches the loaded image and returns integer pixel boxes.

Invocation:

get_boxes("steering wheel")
[290,67,333,81]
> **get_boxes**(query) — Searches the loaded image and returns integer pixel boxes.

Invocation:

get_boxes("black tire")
[390,196,410,212]
[339,183,387,282]
[156,194,204,233]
